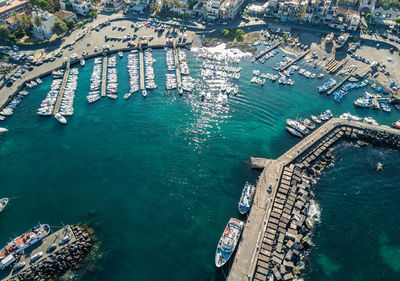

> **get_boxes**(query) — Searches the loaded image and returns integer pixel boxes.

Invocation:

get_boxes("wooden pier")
[253,40,283,62]
[280,50,310,71]
[326,74,351,96]
[227,118,400,281]
[53,60,70,114]
[139,49,145,90]
[101,56,108,97]
[174,43,182,88]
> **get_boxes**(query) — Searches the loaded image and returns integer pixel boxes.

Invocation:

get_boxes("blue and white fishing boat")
[318,78,337,93]
[238,182,256,215]
[215,218,244,267]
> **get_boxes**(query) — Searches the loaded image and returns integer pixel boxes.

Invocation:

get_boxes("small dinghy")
[124,93,132,100]
[0,198,9,212]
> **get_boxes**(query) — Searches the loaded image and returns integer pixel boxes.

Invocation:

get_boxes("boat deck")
[0,226,77,281]
[101,56,108,97]
[53,61,70,114]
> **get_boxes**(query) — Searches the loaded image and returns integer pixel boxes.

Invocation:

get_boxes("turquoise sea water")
[0,47,399,281]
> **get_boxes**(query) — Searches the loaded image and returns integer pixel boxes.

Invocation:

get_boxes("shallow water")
[0,47,399,281]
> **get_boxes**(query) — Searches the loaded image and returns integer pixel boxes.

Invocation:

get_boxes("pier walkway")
[139,49,145,90]
[174,44,182,88]
[326,74,351,96]
[228,118,400,281]
[254,41,283,62]
[53,60,70,114]
[280,50,310,71]
[101,56,108,97]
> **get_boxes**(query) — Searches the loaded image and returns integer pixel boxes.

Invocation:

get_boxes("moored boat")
[54,113,67,125]
[142,90,147,98]
[393,120,400,129]
[311,115,321,124]
[124,93,131,100]
[238,182,256,214]
[80,59,85,67]
[0,127,8,134]
[0,224,50,269]
[0,198,8,213]
[215,218,244,267]
[286,126,303,138]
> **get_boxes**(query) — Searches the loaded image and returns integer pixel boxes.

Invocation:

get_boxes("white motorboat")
[0,127,8,134]
[80,59,85,66]
[107,94,118,100]
[124,93,132,100]
[54,113,67,124]
[118,51,123,58]
[178,87,183,95]
[233,85,238,95]
[0,198,8,212]
[142,90,147,97]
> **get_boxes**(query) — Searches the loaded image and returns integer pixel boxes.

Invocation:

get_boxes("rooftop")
[0,0,28,15]
[54,9,76,19]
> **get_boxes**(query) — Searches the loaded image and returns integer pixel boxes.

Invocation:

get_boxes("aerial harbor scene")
[1,0,400,280]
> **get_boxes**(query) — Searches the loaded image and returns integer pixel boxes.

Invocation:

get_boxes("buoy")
[377,162,383,171]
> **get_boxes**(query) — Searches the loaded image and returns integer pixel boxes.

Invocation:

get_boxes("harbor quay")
[228,118,400,281]
[0,225,93,281]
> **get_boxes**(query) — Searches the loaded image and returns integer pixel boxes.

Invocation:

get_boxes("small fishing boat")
[118,51,123,58]
[286,126,303,138]
[200,91,205,100]
[234,85,238,95]
[393,120,400,129]
[142,90,147,98]
[363,117,379,126]
[36,78,42,84]
[178,87,183,95]
[124,93,131,100]
[0,198,9,212]
[311,115,321,124]
[317,74,324,79]
[215,218,244,267]
[107,94,118,100]
[0,127,8,134]
[238,182,256,214]
[80,59,85,67]
[54,113,67,125]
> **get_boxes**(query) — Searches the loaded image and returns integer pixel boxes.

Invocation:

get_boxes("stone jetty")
[0,225,93,281]
[227,118,400,281]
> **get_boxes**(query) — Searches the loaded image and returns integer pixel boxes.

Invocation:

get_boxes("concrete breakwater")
[0,225,94,281]
[227,118,400,281]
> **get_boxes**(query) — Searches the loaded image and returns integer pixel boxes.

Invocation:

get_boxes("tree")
[0,25,10,40]
[391,1,400,8]
[67,19,76,30]
[395,17,400,24]
[150,3,161,14]
[19,14,32,30]
[13,29,25,39]
[235,29,245,41]
[87,11,98,18]
[366,13,372,22]
[283,33,289,40]
[34,15,43,27]
[51,18,68,35]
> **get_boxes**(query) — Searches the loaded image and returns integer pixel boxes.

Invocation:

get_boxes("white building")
[60,0,93,16]
[103,0,125,12]
[32,10,55,40]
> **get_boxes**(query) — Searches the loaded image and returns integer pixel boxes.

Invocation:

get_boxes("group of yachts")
[106,56,118,100]
[144,49,157,93]
[126,51,140,98]
[37,68,79,124]
[87,57,103,104]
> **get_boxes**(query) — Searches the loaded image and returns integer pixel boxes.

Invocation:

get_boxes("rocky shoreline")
[8,225,94,281]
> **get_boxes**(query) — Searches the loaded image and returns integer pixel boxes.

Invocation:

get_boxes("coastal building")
[246,3,268,16]
[219,0,244,20]
[205,0,221,20]
[0,0,29,20]
[102,0,125,12]
[277,0,305,22]
[54,9,78,21]
[31,10,55,40]
[60,0,93,16]
[358,0,376,14]
[328,7,360,31]
[302,0,332,24]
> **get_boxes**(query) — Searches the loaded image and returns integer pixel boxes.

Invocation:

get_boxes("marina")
[53,61,71,115]
[101,57,108,97]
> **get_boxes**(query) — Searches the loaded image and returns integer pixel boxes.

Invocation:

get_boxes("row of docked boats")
[286,110,333,138]
[58,68,79,117]
[353,91,393,112]
[87,57,103,103]
[127,51,140,98]
[37,71,65,116]
[0,91,29,119]
[144,49,157,91]
[318,78,337,93]
[332,80,369,102]
[25,77,42,89]
[215,181,256,267]
[165,47,178,91]
[107,56,118,99]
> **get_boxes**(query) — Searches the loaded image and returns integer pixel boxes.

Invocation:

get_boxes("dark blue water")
[0,47,399,280]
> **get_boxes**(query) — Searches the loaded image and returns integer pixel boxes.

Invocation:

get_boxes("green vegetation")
[66,19,76,30]
[283,33,289,40]
[33,15,43,27]
[51,18,68,35]
[0,25,11,41]
[29,0,53,10]
[221,28,246,42]
[395,17,400,24]
[87,11,98,18]
[391,1,400,8]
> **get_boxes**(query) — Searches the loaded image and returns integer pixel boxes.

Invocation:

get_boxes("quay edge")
[228,118,400,281]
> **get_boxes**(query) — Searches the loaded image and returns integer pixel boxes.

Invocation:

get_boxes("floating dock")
[174,44,182,88]
[227,118,400,281]
[326,74,351,96]
[101,56,108,97]
[280,50,310,71]
[53,60,70,114]
[139,49,145,90]
[0,225,93,281]
[254,41,283,62]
